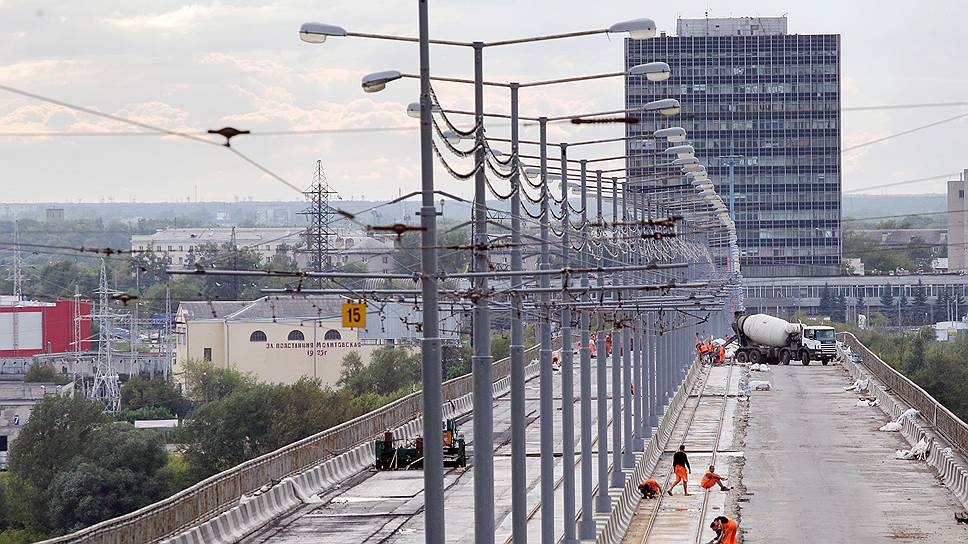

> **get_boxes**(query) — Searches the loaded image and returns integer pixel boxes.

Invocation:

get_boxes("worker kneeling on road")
[638,478,661,499]
[668,445,691,496]
[707,516,738,544]
[700,465,732,491]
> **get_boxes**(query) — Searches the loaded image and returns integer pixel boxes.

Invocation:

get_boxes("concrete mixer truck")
[729,313,837,366]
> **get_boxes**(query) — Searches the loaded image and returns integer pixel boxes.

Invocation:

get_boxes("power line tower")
[90,259,122,412]
[72,285,82,352]
[300,160,339,273]
[8,220,23,300]
[164,285,173,380]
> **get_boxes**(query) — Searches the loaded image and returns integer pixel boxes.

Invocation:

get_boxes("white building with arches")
[174,296,406,387]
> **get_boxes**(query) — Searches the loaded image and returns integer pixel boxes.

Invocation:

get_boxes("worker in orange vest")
[708,516,738,544]
[668,445,691,496]
[638,478,661,499]
[700,465,731,491]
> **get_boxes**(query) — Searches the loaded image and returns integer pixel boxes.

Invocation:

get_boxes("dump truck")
[729,313,836,366]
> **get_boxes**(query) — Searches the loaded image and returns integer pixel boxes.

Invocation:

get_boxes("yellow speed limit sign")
[342,303,367,328]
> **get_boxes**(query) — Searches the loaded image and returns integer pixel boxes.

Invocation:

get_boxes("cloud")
[99,4,221,32]
[0,59,87,82]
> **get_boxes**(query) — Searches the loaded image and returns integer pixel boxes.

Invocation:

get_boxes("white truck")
[729,313,837,366]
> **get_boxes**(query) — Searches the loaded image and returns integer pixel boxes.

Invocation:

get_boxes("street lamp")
[665,145,695,159]
[362,70,404,92]
[407,102,442,118]
[628,61,671,81]
[654,126,687,142]
[608,18,658,39]
[298,22,348,43]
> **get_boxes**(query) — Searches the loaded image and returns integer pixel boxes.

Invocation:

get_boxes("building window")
[0,435,6,452]
[249,330,267,342]
[324,329,342,341]
[203,347,212,361]
[287,330,305,341]
[960,190,965,198]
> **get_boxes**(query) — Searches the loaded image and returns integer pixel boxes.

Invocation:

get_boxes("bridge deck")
[623,365,743,544]
[242,358,619,543]
[741,364,968,543]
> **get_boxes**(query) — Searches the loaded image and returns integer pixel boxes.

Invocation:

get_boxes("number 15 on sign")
[342,303,366,328]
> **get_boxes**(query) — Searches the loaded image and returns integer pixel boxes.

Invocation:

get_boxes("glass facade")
[626,18,842,277]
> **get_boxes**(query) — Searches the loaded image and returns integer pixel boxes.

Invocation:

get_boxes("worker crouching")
[638,479,661,499]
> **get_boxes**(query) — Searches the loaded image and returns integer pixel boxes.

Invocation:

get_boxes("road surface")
[741,364,968,543]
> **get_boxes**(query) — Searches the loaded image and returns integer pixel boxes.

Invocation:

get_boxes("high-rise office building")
[626,16,841,277]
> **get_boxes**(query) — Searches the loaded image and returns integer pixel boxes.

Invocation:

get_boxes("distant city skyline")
[1,0,967,202]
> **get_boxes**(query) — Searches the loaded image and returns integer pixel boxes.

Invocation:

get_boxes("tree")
[141,278,205,314]
[442,341,471,380]
[898,292,910,325]
[936,287,951,322]
[193,242,264,300]
[817,284,834,318]
[880,284,895,322]
[8,396,105,492]
[24,363,66,384]
[120,375,190,418]
[45,423,168,533]
[128,249,171,291]
[490,334,511,362]
[180,359,254,403]
[178,379,369,480]
[338,347,420,397]
[830,291,847,323]
[910,280,929,326]
[7,369,179,534]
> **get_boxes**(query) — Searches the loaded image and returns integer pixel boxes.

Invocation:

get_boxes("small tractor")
[374,418,467,470]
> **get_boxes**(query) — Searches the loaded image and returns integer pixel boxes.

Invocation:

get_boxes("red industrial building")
[0,297,92,358]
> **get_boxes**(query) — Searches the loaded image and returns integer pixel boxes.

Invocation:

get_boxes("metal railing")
[40,344,542,544]
[839,332,968,456]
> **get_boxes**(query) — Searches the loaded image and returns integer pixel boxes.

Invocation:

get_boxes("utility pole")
[300,160,339,274]
[416,3,444,543]
[10,220,23,300]
[91,259,121,412]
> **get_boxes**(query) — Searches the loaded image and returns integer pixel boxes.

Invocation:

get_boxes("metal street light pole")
[537,116,556,543]
[577,159,596,539]
[621,181,634,468]
[470,41,495,544]
[416,3,444,544]
[507,82,528,544]
[610,176,623,488]
[558,144,578,544]
[594,169,611,513]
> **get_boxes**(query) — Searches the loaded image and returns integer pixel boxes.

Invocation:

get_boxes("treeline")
[850,327,968,422]
[0,243,296,315]
[817,281,963,327]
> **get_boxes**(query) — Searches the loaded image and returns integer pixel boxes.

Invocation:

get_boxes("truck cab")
[801,325,837,365]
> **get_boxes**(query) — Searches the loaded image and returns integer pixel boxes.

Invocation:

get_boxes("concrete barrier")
[838,339,968,510]
[596,360,702,544]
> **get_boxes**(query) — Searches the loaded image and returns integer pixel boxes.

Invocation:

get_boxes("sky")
[0,0,966,203]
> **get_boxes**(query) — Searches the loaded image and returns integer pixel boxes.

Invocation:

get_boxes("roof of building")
[178,301,248,320]
[852,229,947,246]
[178,295,345,322]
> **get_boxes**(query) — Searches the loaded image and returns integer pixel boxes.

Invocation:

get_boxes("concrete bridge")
[41,334,968,544]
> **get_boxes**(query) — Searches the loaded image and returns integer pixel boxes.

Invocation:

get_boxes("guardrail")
[40,344,543,544]
[839,332,968,457]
